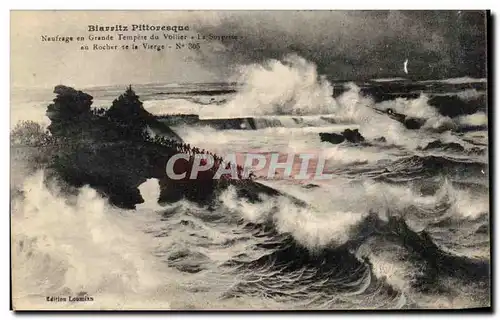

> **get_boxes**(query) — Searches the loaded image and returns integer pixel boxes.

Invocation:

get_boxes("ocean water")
[10,58,490,310]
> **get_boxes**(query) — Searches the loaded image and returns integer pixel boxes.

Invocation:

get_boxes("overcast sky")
[11,10,487,88]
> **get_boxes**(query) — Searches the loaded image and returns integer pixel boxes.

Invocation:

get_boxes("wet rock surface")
[319,128,365,144]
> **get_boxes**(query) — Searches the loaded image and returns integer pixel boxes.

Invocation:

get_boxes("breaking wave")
[10,54,489,310]
[11,171,175,310]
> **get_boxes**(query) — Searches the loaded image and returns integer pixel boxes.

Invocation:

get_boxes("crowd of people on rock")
[79,105,256,180]
[70,107,256,180]
[146,134,256,181]
[156,113,198,118]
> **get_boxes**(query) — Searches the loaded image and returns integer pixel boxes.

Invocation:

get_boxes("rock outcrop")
[42,85,305,209]
[319,128,365,144]
[420,140,465,152]
[374,136,387,143]
[418,140,485,155]
[46,85,94,136]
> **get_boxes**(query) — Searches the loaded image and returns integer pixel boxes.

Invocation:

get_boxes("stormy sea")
[10,57,490,310]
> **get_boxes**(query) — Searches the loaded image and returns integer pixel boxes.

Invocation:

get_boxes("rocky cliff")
[42,85,304,209]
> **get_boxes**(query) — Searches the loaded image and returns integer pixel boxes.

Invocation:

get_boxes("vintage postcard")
[10,10,490,310]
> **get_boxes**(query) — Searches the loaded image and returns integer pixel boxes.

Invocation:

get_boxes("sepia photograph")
[9,10,490,311]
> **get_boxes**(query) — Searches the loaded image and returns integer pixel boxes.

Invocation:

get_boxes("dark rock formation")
[46,85,94,136]
[44,85,207,208]
[319,128,365,144]
[302,184,320,189]
[419,140,465,152]
[418,140,486,155]
[106,85,150,137]
[106,85,183,142]
[404,117,426,130]
[42,85,306,209]
[319,132,345,144]
[46,84,181,142]
[342,129,365,143]
[52,85,93,114]
[374,136,387,143]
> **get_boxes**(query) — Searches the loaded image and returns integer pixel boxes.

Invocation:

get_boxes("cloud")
[190,11,487,80]
[11,11,486,88]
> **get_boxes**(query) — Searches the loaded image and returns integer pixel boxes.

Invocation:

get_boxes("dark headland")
[16,85,305,209]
